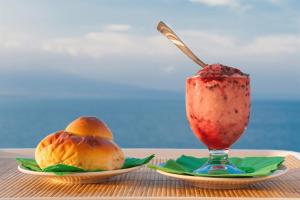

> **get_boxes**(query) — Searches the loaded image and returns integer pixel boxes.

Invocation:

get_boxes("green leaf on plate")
[16,154,155,176]
[122,154,155,169]
[43,164,85,175]
[148,155,284,178]
[16,158,42,172]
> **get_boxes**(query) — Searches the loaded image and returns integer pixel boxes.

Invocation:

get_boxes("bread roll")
[35,117,124,171]
[65,116,113,140]
[35,131,124,170]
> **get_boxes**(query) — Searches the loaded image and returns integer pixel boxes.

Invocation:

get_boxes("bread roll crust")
[65,116,113,140]
[35,131,124,171]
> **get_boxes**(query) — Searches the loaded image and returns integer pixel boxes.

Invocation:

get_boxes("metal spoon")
[157,21,207,68]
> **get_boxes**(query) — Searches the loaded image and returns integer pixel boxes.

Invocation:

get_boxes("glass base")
[193,149,244,175]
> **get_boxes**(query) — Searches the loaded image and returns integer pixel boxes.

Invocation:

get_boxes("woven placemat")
[0,156,299,199]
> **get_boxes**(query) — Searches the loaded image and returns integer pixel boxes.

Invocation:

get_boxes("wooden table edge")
[1,148,300,159]
[1,197,300,200]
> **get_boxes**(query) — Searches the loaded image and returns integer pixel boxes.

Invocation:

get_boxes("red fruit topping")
[197,64,248,77]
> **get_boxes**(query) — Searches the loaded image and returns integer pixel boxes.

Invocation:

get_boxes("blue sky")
[0,0,299,99]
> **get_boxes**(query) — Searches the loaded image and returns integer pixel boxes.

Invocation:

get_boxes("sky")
[0,0,299,99]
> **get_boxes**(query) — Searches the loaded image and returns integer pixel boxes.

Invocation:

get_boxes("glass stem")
[207,149,230,165]
[193,149,244,174]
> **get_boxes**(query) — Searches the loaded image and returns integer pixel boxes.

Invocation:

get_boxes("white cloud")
[190,0,239,7]
[42,31,174,58]
[38,29,300,87]
[267,0,283,5]
[0,28,299,97]
[1,28,299,71]
[0,33,31,49]
[180,30,300,56]
[189,0,251,11]
[189,0,286,10]
[43,32,136,57]
[104,24,131,32]
[163,65,176,73]
[244,35,300,54]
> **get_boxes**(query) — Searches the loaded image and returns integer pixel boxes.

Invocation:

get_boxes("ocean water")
[0,98,299,152]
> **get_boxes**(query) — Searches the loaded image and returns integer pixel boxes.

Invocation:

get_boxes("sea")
[0,98,299,152]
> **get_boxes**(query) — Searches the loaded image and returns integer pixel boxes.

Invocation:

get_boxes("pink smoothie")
[186,64,250,150]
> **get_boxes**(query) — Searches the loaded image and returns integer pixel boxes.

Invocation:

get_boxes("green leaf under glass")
[16,154,155,176]
[148,155,284,177]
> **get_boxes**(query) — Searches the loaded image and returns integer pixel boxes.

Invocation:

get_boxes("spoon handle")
[157,21,207,68]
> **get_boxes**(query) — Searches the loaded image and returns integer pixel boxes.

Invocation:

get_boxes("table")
[1,148,300,200]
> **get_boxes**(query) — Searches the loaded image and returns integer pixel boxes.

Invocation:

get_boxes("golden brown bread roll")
[65,116,113,140]
[35,117,125,171]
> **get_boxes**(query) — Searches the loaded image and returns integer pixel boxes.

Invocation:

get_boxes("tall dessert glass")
[186,64,250,174]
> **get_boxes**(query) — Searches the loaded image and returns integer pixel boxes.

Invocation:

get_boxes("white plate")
[156,165,288,189]
[18,165,143,184]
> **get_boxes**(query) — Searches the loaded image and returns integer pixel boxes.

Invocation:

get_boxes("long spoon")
[157,21,207,68]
